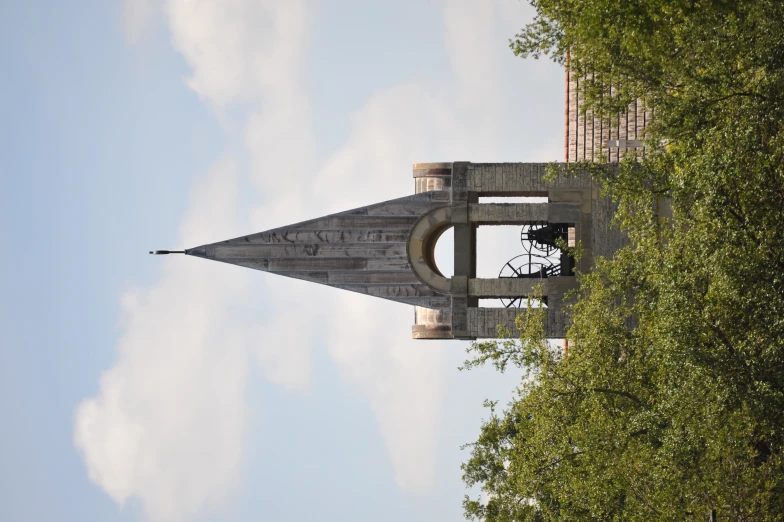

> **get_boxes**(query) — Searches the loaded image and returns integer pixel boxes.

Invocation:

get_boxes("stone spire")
[156,161,630,340]
[183,191,452,310]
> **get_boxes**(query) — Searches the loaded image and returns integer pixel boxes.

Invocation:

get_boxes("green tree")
[461,1,784,520]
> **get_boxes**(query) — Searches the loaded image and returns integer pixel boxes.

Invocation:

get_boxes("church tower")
[155,161,625,340]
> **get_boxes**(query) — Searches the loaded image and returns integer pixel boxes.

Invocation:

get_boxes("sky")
[0,1,564,521]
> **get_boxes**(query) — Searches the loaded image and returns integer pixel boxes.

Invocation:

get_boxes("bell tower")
[407,161,623,339]
[156,161,626,340]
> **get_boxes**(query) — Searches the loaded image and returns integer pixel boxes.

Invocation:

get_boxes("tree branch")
[590,388,644,405]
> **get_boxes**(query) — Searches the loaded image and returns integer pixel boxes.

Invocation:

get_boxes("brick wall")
[565,67,651,163]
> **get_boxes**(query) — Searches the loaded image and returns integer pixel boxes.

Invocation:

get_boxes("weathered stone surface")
[453,224,475,279]
[451,161,470,202]
[547,202,582,223]
[465,308,519,339]
[465,307,566,339]
[467,163,592,194]
[187,192,452,309]
[468,203,548,224]
[451,296,469,337]
[469,278,542,298]
[326,272,421,285]
[213,244,408,259]
[249,230,412,244]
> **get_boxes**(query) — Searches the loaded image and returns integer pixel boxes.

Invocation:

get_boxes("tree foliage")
[462,1,784,520]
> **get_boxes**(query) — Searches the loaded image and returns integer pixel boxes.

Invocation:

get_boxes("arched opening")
[433,226,454,278]
[477,225,532,279]
[407,206,452,294]
[477,222,573,308]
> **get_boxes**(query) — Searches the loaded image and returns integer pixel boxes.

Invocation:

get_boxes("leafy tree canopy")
[461,1,784,520]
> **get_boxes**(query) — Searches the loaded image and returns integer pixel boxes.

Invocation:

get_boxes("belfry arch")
[404,161,618,339]
[408,205,453,295]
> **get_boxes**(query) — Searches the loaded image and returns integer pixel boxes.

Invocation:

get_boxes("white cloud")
[74,158,253,522]
[83,0,565,519]
[327,292,447,493]
[315,83,453,212]
[162,0,318,391]
[163,0,309,108]
[124,0,157,44]
[78,3,319,519]
[244,93,315,228]
[250,277,317,392]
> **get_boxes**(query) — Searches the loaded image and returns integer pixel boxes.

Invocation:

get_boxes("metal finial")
[150,250,186,255]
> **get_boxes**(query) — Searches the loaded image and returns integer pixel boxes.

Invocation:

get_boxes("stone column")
[412,163,454,339]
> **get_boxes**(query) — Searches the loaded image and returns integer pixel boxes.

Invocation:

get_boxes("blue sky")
[0,1,564,521]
